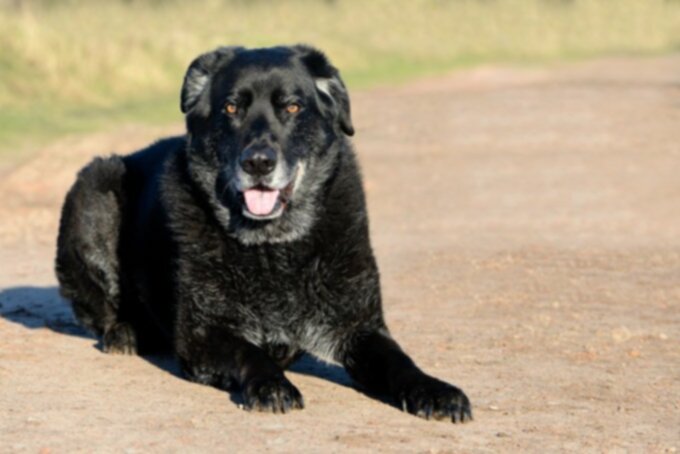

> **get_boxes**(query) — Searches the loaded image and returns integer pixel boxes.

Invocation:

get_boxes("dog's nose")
[240,146,277,176]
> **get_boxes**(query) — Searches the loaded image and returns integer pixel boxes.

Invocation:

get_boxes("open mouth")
[241,175,297,221]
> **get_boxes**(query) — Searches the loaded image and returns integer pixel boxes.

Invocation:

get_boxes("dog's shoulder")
[317,146,370,240]
[155,141,229,255]
[304,146,378,281]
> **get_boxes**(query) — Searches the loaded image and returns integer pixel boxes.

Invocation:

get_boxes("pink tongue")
[243,188,280,216]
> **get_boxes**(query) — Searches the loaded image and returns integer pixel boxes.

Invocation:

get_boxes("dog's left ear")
[295,45,354,136]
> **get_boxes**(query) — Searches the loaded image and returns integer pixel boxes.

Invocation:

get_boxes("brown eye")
[225,103,238,115]
[286,103,300,114]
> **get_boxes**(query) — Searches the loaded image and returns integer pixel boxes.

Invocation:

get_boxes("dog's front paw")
[398,375,472,423]
[244,375,304,414]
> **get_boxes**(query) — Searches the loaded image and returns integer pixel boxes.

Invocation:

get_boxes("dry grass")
[1,0,679,152]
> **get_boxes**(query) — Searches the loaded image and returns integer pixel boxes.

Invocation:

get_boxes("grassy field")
[1,0,679,157]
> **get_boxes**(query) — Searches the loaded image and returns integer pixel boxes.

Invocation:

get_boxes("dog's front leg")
[178,328,304,413]
[342,331,472,422]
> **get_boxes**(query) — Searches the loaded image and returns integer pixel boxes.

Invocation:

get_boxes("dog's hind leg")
[55,156,136,354]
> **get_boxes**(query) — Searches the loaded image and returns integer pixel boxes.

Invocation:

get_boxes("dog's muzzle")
[240,165,302,221]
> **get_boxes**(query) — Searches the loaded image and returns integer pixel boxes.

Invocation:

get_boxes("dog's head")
[180,45,354,244]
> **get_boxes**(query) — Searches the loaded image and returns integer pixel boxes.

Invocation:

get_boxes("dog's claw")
[244,375,304,414]
[102,322,137,355]
[398,376,472,423]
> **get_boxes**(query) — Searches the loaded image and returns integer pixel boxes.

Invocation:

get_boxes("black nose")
[240,146,277,176]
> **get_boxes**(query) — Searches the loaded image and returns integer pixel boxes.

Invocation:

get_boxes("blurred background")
[1,0,679,158]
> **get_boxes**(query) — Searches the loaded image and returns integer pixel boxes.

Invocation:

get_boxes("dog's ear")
[180,46,242,116]
[295,45,354,136]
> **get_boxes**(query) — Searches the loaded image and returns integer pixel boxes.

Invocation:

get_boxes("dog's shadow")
[0,286,89,336]
[0,285,359,402]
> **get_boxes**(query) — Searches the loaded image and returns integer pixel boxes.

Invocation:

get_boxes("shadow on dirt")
[0,285,356,396]
[0,286,89,337]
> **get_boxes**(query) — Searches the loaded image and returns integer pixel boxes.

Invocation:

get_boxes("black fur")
[55,45,472,421]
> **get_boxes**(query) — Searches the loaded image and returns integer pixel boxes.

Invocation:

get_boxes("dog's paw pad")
[399,378,472,423]
[103,322,137,355]
[244,375,304,414]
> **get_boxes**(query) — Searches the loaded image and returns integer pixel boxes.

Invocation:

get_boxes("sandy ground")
[1,55,679,453]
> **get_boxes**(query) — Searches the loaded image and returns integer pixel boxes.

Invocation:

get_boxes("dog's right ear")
[180,46,242,116]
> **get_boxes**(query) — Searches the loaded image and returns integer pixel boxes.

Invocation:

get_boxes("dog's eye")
[225,103,238,115]
[286,103,300,114]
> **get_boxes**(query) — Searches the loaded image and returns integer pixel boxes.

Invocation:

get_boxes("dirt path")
[1,55,679,453]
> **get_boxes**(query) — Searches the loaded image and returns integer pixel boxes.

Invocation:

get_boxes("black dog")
[56,45,472,422]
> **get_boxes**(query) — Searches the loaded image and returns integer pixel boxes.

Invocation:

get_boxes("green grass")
[1,0,679,159]
[0,96,179,160]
